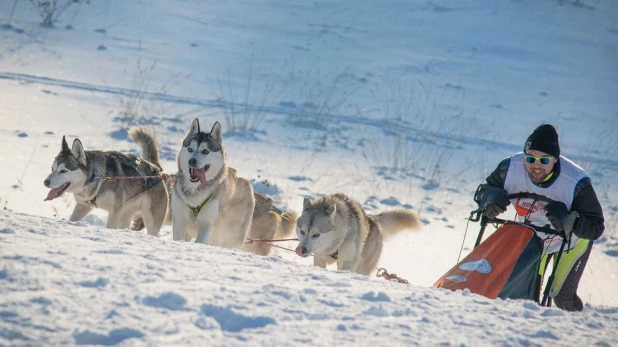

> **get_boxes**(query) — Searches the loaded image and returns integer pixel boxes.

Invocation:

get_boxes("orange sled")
[434,222,543,300]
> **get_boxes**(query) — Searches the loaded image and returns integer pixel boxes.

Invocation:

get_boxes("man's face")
[524,149,557,183]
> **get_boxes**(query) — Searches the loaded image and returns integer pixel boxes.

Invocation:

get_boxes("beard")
[527,169,549,183]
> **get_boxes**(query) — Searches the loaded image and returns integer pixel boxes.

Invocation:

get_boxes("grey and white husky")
[171,119,255,248]
[43,128,168,236]
[295,193,421,276]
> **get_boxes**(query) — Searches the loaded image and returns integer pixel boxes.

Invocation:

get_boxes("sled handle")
[483,218,564,236]
[469,184,487,222]
[470,186,557,226]
[473,215,489,248]
[473,218,564,250]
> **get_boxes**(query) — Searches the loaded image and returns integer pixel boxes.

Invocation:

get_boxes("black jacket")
[486,157,605,240]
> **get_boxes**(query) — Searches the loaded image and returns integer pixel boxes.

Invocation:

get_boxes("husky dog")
[241,192,298,256]
[131,175,174,231]
[132,175,296,256]
[171,119,255,248]
[295,193,421,276]
[44,128,168,236]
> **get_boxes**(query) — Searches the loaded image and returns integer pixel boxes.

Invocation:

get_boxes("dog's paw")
[131,217,145,231]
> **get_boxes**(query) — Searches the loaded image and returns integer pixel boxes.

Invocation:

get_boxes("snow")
[2,211,618,346]
[1,0,618,345]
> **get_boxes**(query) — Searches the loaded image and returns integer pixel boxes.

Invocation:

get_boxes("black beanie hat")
[524,124,560,158]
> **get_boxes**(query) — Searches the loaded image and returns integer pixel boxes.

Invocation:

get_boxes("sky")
[1,0,617,345]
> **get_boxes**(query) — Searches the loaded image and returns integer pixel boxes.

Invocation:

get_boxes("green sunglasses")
[524,155,553,165]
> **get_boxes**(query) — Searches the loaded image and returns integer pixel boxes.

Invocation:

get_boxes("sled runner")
[434,187,569,306]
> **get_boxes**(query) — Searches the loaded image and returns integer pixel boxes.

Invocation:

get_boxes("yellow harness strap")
[187,192,215,218]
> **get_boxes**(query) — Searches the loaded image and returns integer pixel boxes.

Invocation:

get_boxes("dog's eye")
[300,230,305,236]
[312,233,320,238]
[202,149,209,155]
[188,147,194,153]
[60,170,67,174]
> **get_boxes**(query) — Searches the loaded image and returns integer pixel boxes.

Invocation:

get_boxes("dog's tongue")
[192,168,207,189]
[44,187,62,201]
[295,247,304,257]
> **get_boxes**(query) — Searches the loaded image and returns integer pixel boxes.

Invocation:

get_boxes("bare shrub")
[285,67,359,130]
[28,0,90,26]
[215,63,284,133]
[115,59,190,127]
[362,80,479,213]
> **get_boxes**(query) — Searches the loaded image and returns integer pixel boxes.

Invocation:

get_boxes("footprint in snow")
[77,277,109,288]
[200,304,275,332]
[142,292,187,311]
[73,328,144,345]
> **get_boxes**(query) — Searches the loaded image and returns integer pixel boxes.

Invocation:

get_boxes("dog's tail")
[275,210,299,239]
[128,127,161,167]
[374,210,421,239]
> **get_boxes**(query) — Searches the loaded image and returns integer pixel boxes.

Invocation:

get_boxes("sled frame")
[469,188,568,307]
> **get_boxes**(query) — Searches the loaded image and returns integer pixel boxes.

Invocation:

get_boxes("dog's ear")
[187,118,200,137]
[303,197,312,210]
[210,121,222,144]
[61,136,70,153]
[325,203,336,217]
[71,139,87,167]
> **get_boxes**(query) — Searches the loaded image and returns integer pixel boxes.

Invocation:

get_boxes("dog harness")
[185,173,239,218]
[186,192,215,218]
[86,157,164,207]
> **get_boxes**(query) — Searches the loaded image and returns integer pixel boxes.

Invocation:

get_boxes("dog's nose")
[44,179,50,187]
[189,158,197,167]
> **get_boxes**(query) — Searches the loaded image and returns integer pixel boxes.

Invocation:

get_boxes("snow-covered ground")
[2,211,618,346]
[1,0,617,345]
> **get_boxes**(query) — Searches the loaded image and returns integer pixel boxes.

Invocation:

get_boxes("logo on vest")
[515,198,547,216]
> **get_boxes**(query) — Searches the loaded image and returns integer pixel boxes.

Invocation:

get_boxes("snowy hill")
[2,211,617,346]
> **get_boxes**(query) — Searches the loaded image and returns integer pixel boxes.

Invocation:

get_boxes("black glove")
[545,201,578,238]
[484,203,506,219]
[479,185,510,219]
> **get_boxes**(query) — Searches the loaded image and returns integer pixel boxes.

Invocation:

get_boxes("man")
[480,123,605,311]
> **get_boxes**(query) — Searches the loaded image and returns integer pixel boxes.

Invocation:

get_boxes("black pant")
[552,241,593,312]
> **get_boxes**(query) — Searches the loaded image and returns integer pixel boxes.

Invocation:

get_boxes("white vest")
[504,152,588,254]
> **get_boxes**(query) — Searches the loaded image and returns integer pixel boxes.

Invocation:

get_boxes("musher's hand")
[479,185,510,219]
[483,203,506,219]
[545,201,578,238]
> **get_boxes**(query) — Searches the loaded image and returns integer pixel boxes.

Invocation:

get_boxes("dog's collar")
[82,168,103,205]
[88,168,100,184]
